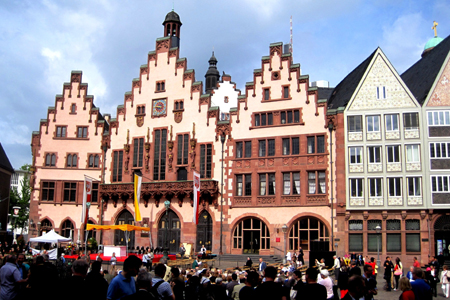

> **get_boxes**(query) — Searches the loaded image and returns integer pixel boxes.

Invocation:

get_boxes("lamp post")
[219,132,226,256]
[12,206,20,244]
[281,224,288,263]
[161,200,171,262]
[375,225,381,267]
[100,144,108,246]
[328,121,334,251]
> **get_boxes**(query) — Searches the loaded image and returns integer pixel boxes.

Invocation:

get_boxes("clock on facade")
[152,99,167,116]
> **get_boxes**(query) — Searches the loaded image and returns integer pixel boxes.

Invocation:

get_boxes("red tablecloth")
[64,253,176,262]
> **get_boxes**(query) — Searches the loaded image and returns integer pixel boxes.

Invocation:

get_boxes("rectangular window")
[156,81,165,92]
[77,127,88,138]
[431,176,450,192]
[153,129,167,180]
[281,110,300,124]
[369,178,382,197]
[367,115,380,132]
[200,144,212,178]
[388,177,402,196]
[385,114,399,131]
[177,134,189,165]
[348,116,362,132]
[367,234,380,252]
[386,145,400,163]
[317,135,325,153]
[292,138,299,155]
[404,113,419,130]
[112,151,123,182]
[56,126,67,138]
[406,145,420,163]
[376,86,386,99]
[41,181,55,201]
[387,233,401,252]
[368,146,381,163]
[259,173,275,196]
[236,175,243,196]
[282,138,290,155]
[63,182,77,202]
[349,220,363,231]
[430,142,450,158]
[349,147,362,164]
[259,174,266,196]
[133,138,144,168]
[308,171,325,194]
[428,111,450,125]
[264,88,270,100]
[259,140,266,157]
[254,113,273,126]
[283,172,300,195]
[349,234,363,252]
[91,183,99,203]
[244,141,252,158]
[307,136,315,154]
[268,139,275,156]
[350,178,363,197]
[406,233,421,252]
[408,177,421,196]
[283,86,289,98]
[307,135,325,154]
[245,174,252,196]
[236,142,243,158]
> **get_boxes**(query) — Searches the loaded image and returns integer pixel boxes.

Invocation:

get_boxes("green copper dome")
[424,36,444,50]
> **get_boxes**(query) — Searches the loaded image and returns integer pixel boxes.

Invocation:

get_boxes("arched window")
[40,218,52,235]
[46,154,56,166]
[232,218,270,254]
[61,220,74,238]
[89,155,94,167]
[94,155,99,167]
[288,217,329,251]
[67,154,77,167]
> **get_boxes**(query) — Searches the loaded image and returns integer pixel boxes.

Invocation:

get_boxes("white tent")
[29,229,71,243]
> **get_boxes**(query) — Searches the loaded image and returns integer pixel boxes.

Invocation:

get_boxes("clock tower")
[163,10,182,49]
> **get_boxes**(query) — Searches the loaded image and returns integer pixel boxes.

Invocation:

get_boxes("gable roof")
[0,143,14,173]
[318,87,334,100]
[327,49,377,109]
[401,35,450,105]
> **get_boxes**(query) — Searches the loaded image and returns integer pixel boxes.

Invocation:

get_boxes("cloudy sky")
[1,0,449,169]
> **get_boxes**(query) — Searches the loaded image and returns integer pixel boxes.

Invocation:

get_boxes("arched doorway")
[232,218,270,254]
[158,210,180,254]
[196,210,212,252]
[288,217,329,251]
[60,220,74,238]
[434,215,450,258]
[114,210,135,249]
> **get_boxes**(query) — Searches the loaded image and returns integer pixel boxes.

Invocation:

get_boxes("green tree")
[9,164,31,233]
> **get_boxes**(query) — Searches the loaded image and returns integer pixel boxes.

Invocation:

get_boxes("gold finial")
[192,123,196,139]
[126,129,130,144]
[147,127,150,143]
[170,125,173,141]
[432,21,439,37]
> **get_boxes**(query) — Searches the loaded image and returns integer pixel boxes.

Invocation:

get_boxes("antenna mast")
[290,16,293,54]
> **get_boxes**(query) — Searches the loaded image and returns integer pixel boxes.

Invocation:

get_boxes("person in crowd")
[142,251,149,270]
[342,275,365,300]
[152,263,174,300]
[63,258,89,300]
[413,257,421,268]
[0,254,27,300]
[107,255,142,300]
[411,267,431,300]
[286,251,292,263]
[245,257,253,268]
[200,245,207,259]
[171,266,186,300]
[86,260,109,300]
[239,271,258,300]
[179,243,186,258]
[110,252,117,273]
[368,257,376,277]
[123,269,157,300]
[291,270,304,292]
[394,257,403,291]
[349,260,361,277]
[442,265,449,298]
[407,266,415,282]
[430,256,441,275]
[298,247,304,265]
[357,253,363,266]
[227,273,240,296]
[384,256,394,292]
[211,277,228,300]
[104,269,115,284]
[232,275,246,300]
[28,255,59,299]
[332,255,340,281]
[338,265,349,299]
[318,269,334,300]
[255,266,288,300]
[363,264,377,300]
[258,257,267,274]
[399,277,416,300]
[427,265,439,297]
[315,258,325,270]
[296,267,327,300]
[192,257,200,269]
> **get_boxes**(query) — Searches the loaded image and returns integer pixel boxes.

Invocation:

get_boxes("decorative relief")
[406,162,421,171]
[234,197,252,206]
[283,158,289,166]
[408,196,423,206]
[404,129,420,139]
[306,195,327,205]
[385,131,400,140]
[387,163,401,172]
[292,157,299,165]
[257,197,276,205]
[369,197,383,206]
[156,39,170,51]
[174,112,183,123]
[270,45,282,56]
[282,196,300,205]
[388,196,402,206]
[368,164,382,172]
[366,132,381,140]
[350,197,364,206]
[428,62,450,106]
[236,161,242,168]
[348,132,363,141]
[349,165,364,173]
[244,161,251,168]
[307,156,315,165]
[136,116,144,127]
[317,156,325,164]
[258,159,265,167]
[268,159,274,166]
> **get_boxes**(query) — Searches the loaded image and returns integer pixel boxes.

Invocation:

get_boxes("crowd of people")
[0,249,449,300]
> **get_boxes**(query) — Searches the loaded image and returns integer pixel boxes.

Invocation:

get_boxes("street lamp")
[375,225,381,267]
[161,200,171,262]
[281,224,288,263]
[219,132,226,256]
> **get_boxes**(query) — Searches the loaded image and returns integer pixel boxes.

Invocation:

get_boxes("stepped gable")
[327,49,377,109]
[401,34,450,105]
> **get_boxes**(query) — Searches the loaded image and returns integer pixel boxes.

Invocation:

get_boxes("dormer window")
[70,103,76,113]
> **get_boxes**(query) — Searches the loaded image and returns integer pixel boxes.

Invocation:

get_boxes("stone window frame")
[406,176,422,196]
[349,178,364,198]
[258,173,276,196]
[55,126,67,138]
[156,80,166,93]
[349,146,363,165]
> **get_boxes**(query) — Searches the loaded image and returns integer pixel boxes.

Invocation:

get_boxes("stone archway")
[157,210,180,254]
[114,210,135,249]
[434,214,450,257]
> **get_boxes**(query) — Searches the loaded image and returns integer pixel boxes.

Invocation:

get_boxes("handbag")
[394,269,402,276]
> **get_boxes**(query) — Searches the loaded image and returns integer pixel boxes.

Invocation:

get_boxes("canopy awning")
[29,229,72,243]
[86,224,150,231]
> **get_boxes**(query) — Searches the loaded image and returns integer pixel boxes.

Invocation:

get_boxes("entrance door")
[232,218,270,254]
[243,230,261,254]
[434,215,450,258]
[196,211,212,252]
[114,210,135,248]
[158,210,181,254]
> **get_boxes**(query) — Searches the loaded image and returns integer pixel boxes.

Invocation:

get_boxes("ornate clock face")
[152,99,167,116]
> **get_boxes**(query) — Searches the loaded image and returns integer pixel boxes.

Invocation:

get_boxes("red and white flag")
[81,176,93,224]
[193,171,200,225]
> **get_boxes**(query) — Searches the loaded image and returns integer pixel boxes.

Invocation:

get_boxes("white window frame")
[368,178,382,197]
[431,176,450,192]
[385,114,399,131]
[405,144,420,163]
[377,86,386,100]
[386,145,401,163]
[349,147,363,165]
[368,146,382,164]
[428,111,450,126]
[407,177,421,196]
[350,178,364,198]
[429,142,450,158]
[388,177,402,197]
[348,115,362,133]
[367,115,380,132]
[404,112,419,130]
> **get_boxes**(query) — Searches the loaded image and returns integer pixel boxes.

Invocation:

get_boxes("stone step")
[218,254,283,264]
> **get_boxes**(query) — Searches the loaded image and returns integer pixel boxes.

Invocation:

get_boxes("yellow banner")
[134,173,142,222]
[86,224,150,231]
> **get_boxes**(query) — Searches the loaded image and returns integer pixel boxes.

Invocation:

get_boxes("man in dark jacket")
[85,261,108,300]
[123,270,157,300]
[383,256,394,291]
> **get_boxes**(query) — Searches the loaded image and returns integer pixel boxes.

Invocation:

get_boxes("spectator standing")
[342,275,365,300]
[399,277,416,300]
[413,257,421,268]
[384,256,394,291]
[296,267,327,300]
[442,265,449,298]
[152,263,174,300]
[411,268,431,300]
[298,247,304,265]
[245,257,253,268]
[107,255,142,300]
[0,255,26,300]
[362,264,377,300]
[318,269,334,300]
[258,257,267,274]
[255,266,288,300]
[62,259,89,300]
[239,271,258,300]
[406,266,415,282]
[86,261,109,300]
[171,266,186,300]
[227,273,240,296]
[232,275,246,300]
[428,265,439,297]
[338,266,349,299]
[110,252,117,273]
[394,257,403,291]
[349,260,361,277]
[332,255,340,281]
[123,270,157,300]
